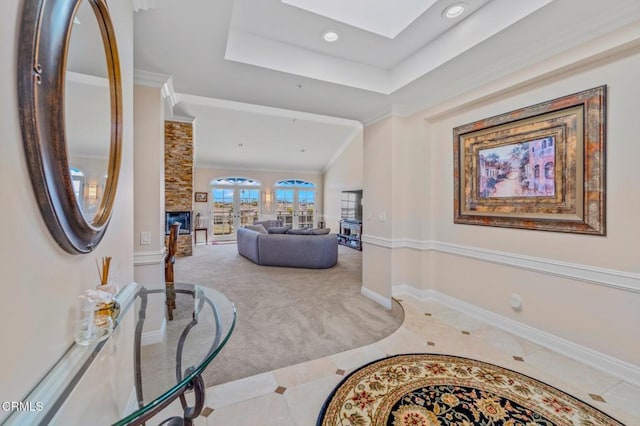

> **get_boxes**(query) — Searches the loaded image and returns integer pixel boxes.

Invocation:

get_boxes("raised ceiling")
[133,0,640,172]
[225,0,550,93]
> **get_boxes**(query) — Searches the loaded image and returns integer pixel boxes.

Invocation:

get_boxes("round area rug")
[317,354,623,426]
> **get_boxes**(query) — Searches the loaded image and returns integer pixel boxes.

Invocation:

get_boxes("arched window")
[534,165,540,178]
[275,179,317,228]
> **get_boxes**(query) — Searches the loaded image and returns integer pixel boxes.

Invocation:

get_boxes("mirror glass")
[65,0,111,222]
[18,0,122,253]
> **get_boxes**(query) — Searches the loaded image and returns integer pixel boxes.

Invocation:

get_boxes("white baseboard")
[141,318,166,346]
[393,284,640,387]
[361,286,392,309]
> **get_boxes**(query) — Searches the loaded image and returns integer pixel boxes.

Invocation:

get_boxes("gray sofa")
[237,224,338,269]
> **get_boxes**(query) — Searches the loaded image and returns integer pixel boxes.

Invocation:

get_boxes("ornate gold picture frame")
[453,86,606,235]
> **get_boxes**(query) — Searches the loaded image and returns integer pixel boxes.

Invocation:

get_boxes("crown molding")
[134,69,180,115]
[167,115,196,124]
[408,20,640,122]
[134,69,170,87]
[66,71,108,87]
[178,93,361,128]
[195,162,323,175]
[132,0,156,13]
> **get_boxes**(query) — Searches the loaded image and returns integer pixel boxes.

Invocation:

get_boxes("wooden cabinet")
[338,219,362,251]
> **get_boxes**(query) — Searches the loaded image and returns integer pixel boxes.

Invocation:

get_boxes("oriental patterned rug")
[317,354,623,426]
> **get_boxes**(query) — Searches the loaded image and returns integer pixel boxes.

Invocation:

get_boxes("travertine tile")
[329,344,386,372]
[206,371,278,409]
[179,297,639,426]
[603,381,640,418]
[524,348,620,394]
[273,356,337,388]
[207,393,295,425]
[471,326,542,357]
[431,307,489,332]
[284,374,343,426]
[373,326,429,355]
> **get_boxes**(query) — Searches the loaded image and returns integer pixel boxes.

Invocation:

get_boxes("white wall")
[0,0,134,420]
[322,131,363,231]
[133,84,166,338]
[362,118,394,300]
[420,48,640,365]
[133,85,165,256]
[359,45,640,369]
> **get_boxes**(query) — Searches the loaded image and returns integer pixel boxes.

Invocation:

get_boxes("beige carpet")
[174,243,403,386]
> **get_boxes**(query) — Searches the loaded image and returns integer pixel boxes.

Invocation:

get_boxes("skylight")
[281,0,438,39]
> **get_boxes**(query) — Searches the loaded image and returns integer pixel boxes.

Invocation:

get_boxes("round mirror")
[18,0,122,254]
[66,0,111,223]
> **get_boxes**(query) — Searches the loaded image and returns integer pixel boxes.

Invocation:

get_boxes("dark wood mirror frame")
[18,0,122,254]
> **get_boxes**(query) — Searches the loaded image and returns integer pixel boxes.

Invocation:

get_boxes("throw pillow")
[268,226,291,234]
[286,228,311,235]
[310,228,331,235]
[245,224,268,234]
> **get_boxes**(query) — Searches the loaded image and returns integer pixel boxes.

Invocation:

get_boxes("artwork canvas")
[478,136,556,199]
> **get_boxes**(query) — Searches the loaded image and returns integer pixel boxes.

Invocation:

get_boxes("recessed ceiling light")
[443,3,466,19]
[323,31,339,42]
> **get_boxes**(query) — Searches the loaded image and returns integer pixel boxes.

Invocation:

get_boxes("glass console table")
[5,283,235,425]
[118,283,236,425]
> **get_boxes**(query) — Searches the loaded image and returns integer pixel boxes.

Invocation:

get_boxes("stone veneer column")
[165,120,194,256]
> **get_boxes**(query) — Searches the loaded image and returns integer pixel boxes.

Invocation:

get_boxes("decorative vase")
[95,300,120,321]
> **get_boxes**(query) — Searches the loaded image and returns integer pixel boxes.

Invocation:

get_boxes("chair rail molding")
[133,247,166,266]
[362,236,640,294]
[392,285,640,388]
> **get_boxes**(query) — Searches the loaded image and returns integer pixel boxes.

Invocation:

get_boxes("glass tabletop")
[3,283,235,425]
[115,283,236,425]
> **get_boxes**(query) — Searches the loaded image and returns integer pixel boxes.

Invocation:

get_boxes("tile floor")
[158,295,640,425]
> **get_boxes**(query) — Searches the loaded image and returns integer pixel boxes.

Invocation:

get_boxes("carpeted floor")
[174,243,404,386]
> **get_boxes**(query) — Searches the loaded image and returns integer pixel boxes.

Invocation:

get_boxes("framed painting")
[194,192,208,203]
[453,86,606,235]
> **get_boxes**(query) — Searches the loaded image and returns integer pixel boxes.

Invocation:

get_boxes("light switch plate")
[140,231,151,245]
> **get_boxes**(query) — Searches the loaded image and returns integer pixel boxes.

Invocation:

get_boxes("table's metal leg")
[158,372,205,426]
[128,287,221,425]
[134,288,148,410]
